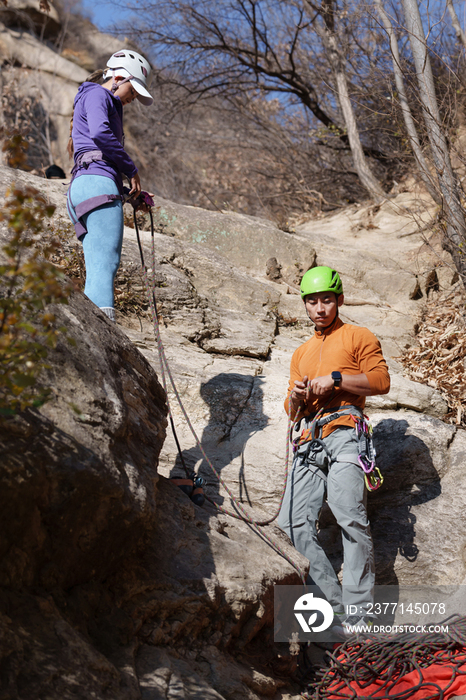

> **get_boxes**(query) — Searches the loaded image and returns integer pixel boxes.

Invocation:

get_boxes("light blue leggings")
[69,174,123,316]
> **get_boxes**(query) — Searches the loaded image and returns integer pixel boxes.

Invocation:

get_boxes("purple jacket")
[71,82,138,193]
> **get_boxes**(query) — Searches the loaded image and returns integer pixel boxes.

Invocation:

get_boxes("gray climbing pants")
[277,426,374,615]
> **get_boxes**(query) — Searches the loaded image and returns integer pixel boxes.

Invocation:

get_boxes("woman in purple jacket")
[67,50,153,321]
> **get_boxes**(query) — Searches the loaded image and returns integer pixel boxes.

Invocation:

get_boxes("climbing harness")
[67,150,126,239]
[292,403,362,453]
[66,149,157,240]
[131,202,308,584]
[291,404,384,492]
[303,615,466,700]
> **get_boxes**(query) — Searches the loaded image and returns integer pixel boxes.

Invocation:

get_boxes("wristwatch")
[331,371,342,388]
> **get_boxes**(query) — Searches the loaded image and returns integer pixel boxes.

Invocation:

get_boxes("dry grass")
[398,293,466,426]
[47,224,149,318]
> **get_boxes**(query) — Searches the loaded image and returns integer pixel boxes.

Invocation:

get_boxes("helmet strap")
[110,71,133,93]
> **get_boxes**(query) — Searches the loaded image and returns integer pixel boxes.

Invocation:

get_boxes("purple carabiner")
[358,455,375,474]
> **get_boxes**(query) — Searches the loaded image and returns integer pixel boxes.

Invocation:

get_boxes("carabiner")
[358,454,375,474]
[364,467,384,491]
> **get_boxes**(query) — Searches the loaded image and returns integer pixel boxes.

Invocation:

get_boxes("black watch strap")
[331,371,342,387]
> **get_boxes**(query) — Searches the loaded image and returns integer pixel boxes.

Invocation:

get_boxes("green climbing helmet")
[300,266,343,299]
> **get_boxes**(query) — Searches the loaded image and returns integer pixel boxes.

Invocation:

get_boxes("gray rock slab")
[368,412,465,586]
[199,308,276,358]
[149,194,316,281]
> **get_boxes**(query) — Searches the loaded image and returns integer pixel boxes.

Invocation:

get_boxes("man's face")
[304,291,343,330]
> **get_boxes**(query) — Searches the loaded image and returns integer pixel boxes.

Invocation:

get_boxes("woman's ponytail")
[67,69,106,159]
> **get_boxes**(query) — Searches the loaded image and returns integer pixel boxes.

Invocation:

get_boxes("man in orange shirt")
[277,266,390,632]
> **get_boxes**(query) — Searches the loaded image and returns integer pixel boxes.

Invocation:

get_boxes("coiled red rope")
[305,616,466,700]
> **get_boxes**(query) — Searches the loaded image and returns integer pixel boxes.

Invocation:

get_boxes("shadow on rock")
[369,417,441,585]
[316,417,442,589]
[171,372,269,509]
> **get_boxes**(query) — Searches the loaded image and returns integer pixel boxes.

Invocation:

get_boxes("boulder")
[0,292,167,589]
[366,366,448,418]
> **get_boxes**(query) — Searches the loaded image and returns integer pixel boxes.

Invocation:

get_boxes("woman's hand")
[129,173,141,197]
[136,192,155,212]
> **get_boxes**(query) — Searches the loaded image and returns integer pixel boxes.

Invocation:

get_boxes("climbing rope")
[133,207,308,584]
[304,616,466,699]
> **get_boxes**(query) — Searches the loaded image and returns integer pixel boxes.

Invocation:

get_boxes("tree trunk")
[373,0,441,204]
[446,0,466,50]
[302,0,386,201]
[329,34,386,200]
[401,0,466,280]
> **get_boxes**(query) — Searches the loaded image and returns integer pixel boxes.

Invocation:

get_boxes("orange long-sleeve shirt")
[285,318,390,437]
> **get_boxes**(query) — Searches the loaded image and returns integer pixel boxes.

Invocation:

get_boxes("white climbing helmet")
[105,49,153,106]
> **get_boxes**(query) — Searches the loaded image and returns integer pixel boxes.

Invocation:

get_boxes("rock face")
[0,292,167,591]
[0,0,61,38]
[0,168,308,698]
[0,285,307,699]
[1,165,465,699]
[370,412,466,586]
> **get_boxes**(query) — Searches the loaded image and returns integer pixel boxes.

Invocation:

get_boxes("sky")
[79,0,127,33]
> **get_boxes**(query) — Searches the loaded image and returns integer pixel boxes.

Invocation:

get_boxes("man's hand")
[291,375,309,408]
[310,375,335,396]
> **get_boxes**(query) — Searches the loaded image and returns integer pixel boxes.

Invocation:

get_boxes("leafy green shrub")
[0,185,74,415]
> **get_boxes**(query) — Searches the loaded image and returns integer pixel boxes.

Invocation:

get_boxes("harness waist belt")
[71,149,110,175]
